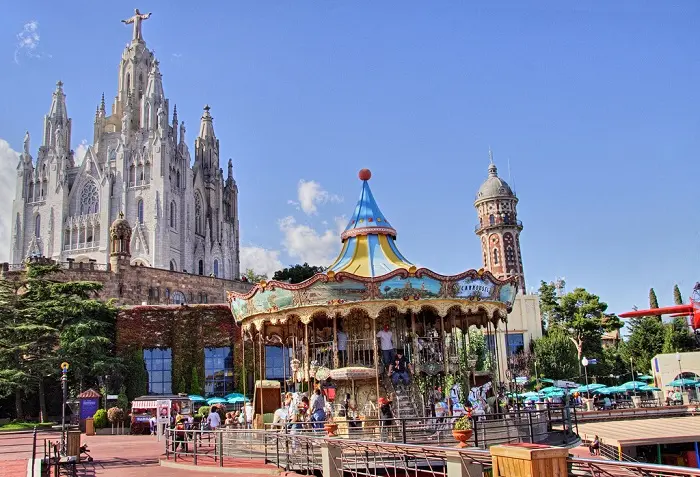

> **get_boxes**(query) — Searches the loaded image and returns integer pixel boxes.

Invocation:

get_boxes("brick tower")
[474,151,525,292]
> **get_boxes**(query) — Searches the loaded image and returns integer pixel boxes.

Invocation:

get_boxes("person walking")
[377,324,394,371]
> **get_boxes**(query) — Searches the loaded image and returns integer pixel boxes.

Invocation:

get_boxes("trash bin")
[67,430,81,461]
[631,396,641,408]
[85,417,95,436]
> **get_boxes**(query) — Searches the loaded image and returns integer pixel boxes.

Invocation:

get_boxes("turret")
[195,105,219,180]
[93,93,106,145]
[42,81,72,151]
[141,60,165,131]
[172,104,178,143]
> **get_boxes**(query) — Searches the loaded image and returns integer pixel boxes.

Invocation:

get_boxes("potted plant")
[324,416,338,437]
[452,415,473,447]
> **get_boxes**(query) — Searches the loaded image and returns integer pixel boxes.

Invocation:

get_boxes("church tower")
[474,151,525,292]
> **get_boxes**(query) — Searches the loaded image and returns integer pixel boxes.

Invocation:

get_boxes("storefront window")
[506,333,525,356]
[205,347,234,396]
[144,348,172,394]
[265,346,291,380]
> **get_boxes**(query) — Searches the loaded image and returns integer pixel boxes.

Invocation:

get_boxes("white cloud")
[239,245,283,278]
[279,216,345,265]
[14,21,49,64]
[74,139,88,165]
[73,139,88,166]
[0,140,19,262]
[295,180,342,215]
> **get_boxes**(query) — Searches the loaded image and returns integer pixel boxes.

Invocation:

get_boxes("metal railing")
[569,456,700,476]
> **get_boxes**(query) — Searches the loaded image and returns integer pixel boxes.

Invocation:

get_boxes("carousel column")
[440,314,448,376]
[373,317,380,404]
[258,329,265,429]
[242,331,247,398]
[305,322,310,393]
[333,313,339,369]
[410,311,418,369]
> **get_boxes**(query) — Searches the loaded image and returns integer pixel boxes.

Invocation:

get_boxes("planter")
[452,429,473,448]
[324,423,338,437]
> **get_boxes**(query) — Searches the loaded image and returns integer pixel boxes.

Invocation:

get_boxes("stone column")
[321,442,342,477]
[445,450,483,477]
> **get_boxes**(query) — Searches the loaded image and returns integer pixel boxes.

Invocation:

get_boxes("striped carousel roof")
[327,169,413,277]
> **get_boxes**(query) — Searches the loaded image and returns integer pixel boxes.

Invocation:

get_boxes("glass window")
[34,214,40,237]
[80,181,99,215]
[171,291,186,304]
[198,260,204,276]
[506,333,525,356]
[137,200,144,224]
[213,260,219,278]
[144,348,172,394]
[265,346,292,380]
[204,347,234,396]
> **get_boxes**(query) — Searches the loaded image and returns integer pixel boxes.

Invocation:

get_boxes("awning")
[131,400,159,409]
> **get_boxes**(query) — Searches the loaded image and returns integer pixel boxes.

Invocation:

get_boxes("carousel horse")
[467,381,492,415]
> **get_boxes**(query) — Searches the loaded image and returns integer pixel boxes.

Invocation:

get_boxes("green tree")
[662,317,695,353]
[244,269,268,283]
[532,328,578,380]
[556,288,623,374]
[537,281,560,331]
[190,366,202,395]
[123,349,148,401]
[649,288,659,310]
[272,263,325,284]
[673,285,684,305]
[622,316,664,375]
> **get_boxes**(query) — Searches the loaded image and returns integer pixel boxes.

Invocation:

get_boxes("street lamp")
[676,352,684,394]
[629,357,637,397]
[581,357,590,399]
[60,362,69,455]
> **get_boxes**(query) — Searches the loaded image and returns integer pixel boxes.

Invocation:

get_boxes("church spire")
[42,80,72,150]
[195,105,219,179]
[198,105,216,139]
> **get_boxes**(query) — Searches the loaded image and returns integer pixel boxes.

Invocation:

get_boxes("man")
[337,326,348,367]
[309,388,326,430]
[376,324,394,370]
[389,349,412,387]
[207,406,221,431]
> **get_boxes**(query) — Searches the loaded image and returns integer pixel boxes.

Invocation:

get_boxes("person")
[309,388,326,430]
[337,326,348,367]
[225,412,234,427]
[429,386,442,417]
[149,413,157,435]
[378,397,394,441]
[589,435,600,456]
[389,349,412,387]
[376,324,394,370]
[207,406,221,431]
[173,416,188,452]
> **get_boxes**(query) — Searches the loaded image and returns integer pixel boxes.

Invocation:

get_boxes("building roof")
[327,169,413,277]
[475,156,515,203]
[577,416,700,447]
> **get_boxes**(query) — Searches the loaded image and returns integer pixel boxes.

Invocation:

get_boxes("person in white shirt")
[337,326,348,367]
[376,324,394,371]
[207,408,221,430]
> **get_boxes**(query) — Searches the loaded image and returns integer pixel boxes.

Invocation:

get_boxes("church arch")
[170,260,177,271]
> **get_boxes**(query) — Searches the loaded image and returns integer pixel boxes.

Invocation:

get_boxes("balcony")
[475,219,523,232]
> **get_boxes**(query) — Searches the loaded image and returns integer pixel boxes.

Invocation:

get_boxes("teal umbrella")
[666,378,698,387]
[575,383,606,393]
[544,390,565,398]
[539,386,562,394]
[522,391,541,398]
[637,375,653,381]
[592,387,614,395]
[639,385,661,392]
[539,378,555,384]
[227,396,250,404]
[224,392,245,399]
[207,397,227,405]
[621,381,646,390]
[188,394,206,402]
[605,386,627,394]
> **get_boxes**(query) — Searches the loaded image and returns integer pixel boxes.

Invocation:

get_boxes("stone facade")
[0,258,251,307]
[9,13,240,280]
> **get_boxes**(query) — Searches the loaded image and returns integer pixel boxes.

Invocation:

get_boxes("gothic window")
[489,214,495,226]
[506,247,515,264]
[41,180,47,199]
[176,170,181,188]
[493,248,500,265]
[213,259,219,278]
[34,214,40,237]
[80,181,99,215]
[198,260,204,276]
[171,291,186,305]
[129,164,136,185]
[504,213,510,224]
[194,193,203,235]
[108,149,116,162]
[169,260,176,271]
[137,199,144,224]
[170,201,177,229]
[110,179,115,198]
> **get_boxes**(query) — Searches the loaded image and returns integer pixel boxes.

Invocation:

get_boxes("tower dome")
[110,212,132,260]
[475,162,514,202]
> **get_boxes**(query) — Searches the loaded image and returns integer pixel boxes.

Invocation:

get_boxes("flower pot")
[324,423,338,437]
[452,429,473,448]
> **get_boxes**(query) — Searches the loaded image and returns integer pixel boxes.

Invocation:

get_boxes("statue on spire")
[23,131,30,156]
[121,9,152,43]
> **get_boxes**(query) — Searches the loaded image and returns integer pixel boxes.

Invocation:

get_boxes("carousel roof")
[328,169,413,278]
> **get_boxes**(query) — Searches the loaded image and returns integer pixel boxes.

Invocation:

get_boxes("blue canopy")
[224,392,245,399]
[207,397,227,405]
[539,386,562,394]
[637,374,654,381]
[188,395,206,402]
[621,381,646,390]
[575,383,606,393]
[639,385,661,392]
[666,378,698,387]
[227,396,250,404]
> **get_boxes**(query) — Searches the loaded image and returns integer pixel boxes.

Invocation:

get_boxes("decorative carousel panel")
[377,275,442,300]
[297,278,370,307]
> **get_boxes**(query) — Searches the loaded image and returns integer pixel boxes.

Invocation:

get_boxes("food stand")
[130,394,192,435]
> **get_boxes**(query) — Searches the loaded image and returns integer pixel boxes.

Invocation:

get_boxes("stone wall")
[0,258,252,306]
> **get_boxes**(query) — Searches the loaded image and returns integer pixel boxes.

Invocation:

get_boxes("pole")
[677,353,685,395]
[630,358,637,398]
[584,365,590,399]
[60,362,69,455]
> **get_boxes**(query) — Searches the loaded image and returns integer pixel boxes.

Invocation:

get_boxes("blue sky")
[0,1,698,317]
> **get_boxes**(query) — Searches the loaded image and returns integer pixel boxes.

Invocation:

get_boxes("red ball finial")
[358,169,372,181]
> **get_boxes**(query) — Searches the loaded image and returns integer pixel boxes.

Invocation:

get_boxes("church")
[10,9,240,280]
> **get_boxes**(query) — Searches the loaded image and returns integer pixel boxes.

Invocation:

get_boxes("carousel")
[227,169,518,425]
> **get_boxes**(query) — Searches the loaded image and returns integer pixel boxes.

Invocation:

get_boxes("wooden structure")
[490,443,569,477]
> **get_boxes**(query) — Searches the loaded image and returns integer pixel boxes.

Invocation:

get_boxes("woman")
[589,435,600,456]
[309,388,326,430]
[378,397,394,441]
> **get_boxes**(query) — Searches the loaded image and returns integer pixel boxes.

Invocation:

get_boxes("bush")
[107,407,125,424]
[196,405,210,417]
[93,409,108,429]
[453,415,472,431]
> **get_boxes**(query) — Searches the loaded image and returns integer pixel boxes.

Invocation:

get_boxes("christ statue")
[121,9,152,43]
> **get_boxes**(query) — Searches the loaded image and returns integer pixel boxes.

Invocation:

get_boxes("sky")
[0,1,698,318]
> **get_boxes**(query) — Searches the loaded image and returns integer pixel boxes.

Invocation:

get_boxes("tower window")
[504,213,510,224]
[34,214,40,238]
[489,214,495,226]
[493,248,500,265]
[198,260,204,276]
[170,260,176,271]
[213,259,219,278]
[137,199,144,224]
[170,201,177,229]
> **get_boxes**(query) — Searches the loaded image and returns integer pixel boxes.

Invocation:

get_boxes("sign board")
[106,394,119,400]
[79,398,100,420]
[554,380,578,389]
[454,278,495,300]
[156,399,171,425]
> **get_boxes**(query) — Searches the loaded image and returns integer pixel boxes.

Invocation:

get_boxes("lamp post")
[60,362,69,455]
[676,352,685,394]
[534,360,539,388]
[581,357,590,399]
[629,357,637,397]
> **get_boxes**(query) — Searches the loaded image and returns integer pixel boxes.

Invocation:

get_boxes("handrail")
[569,455,700,476]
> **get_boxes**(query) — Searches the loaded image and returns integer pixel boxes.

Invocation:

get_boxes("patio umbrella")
[621,381,646,390]
[188,395,206,402]
[639,385,661,392]
[522,391,541,398]
[224,392,245,399]
[592,387,613,395]
[575,383,606,393]
[544,390,565,398]
[207,397,227,405]
[539,378,555,384]
[227,396,249,404]
[666,378,698,387]
[605,386,627,394]
[539,386,562,394]
[637,375,653,381]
